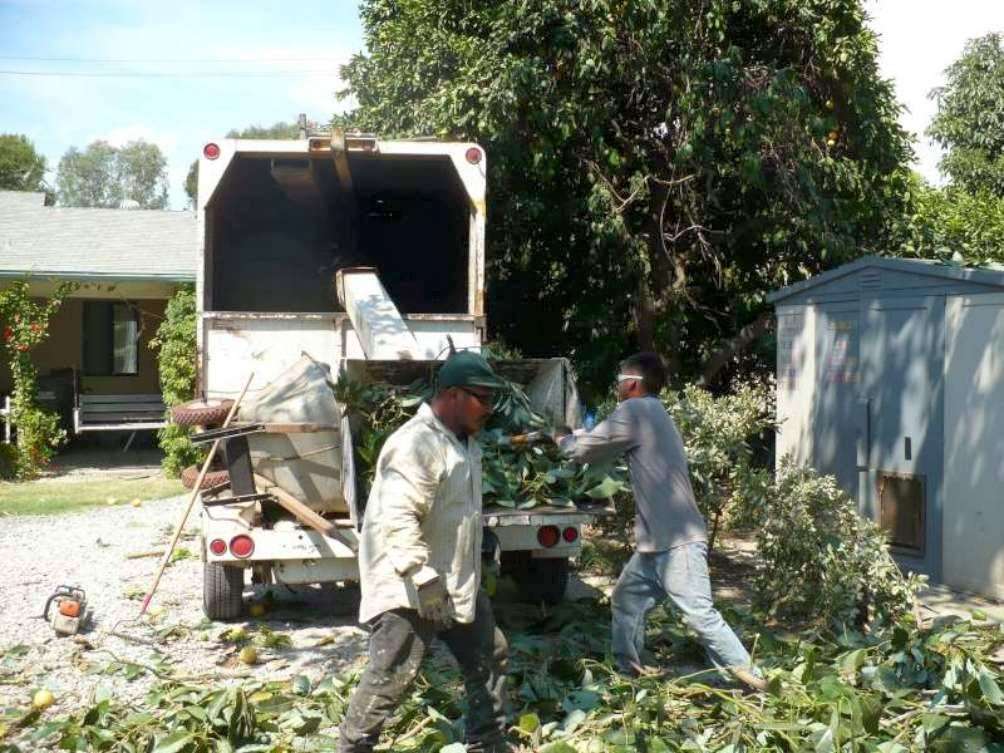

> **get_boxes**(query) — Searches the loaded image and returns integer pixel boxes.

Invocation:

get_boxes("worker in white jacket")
[337,350,510,753]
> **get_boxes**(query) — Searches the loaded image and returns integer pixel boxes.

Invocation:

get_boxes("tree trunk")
[633,276,657,352]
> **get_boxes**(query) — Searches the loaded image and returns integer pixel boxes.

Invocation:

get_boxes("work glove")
[499,431,549,448]
[551,425,573,442]
[412,566,454,630]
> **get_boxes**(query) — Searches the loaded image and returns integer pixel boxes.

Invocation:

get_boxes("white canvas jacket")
[357,403,483,624]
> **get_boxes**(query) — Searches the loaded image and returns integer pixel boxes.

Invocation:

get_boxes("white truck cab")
[194,133,607,619]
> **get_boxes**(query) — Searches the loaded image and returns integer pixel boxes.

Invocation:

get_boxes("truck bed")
[482,499,614,526]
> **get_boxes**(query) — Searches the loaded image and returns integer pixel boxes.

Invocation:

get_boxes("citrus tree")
[928,32,1004,197]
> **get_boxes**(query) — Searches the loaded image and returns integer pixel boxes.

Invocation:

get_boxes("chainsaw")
[42,586,89,636]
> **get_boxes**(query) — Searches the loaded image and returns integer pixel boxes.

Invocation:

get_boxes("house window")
[83,302,139,376]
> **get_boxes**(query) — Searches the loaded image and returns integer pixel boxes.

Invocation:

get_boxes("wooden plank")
[259,422,339,434]
[77,421,166,432]
[80,404,166,414]
[253,473,358,552]
[81,411,165,420]
[80,394,164,404]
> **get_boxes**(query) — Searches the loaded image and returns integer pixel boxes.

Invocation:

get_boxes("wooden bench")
[74,394,167,450]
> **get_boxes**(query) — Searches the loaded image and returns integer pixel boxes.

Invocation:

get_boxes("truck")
[191,131,610,620]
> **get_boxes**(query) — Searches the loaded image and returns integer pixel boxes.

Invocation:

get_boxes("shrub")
[662,381,775,548]
[0,279,75,478]
[149,285,200,477]
[0,442,18,480]
[754,460,924,628]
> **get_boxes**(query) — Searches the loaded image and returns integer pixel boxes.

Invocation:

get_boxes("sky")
[0,0,363,209]
[2,1,1004,210]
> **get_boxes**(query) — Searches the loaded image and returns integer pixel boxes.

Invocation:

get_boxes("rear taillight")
[562,526,579,543]
[537,525,560,548]
[229,535,254,558]
[209,538,227,556]
[203,142,220,160]
[465,146,482,164]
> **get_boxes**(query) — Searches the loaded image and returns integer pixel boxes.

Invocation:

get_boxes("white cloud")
[288,73,347,117]
[100,124,178,154]
[867,0,1004,184]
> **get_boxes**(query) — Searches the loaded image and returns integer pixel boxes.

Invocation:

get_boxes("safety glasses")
[458,386,494,409]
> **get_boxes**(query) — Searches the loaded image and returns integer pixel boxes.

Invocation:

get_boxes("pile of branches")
[334,376,628,510]
[4,602,1003,751]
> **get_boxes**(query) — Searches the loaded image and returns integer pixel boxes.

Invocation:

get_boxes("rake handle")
[139,373,254,616]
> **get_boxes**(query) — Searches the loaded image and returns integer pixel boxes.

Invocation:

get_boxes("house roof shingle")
[0,191,196,282]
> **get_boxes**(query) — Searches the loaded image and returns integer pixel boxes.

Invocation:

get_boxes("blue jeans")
[611,542,753,673]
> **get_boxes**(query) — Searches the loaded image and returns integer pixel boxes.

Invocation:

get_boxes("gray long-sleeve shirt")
[559,395,706,552]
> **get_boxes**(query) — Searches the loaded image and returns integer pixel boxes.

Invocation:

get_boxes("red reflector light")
[203,142,221,160]
[209,538,227,556]
[229,535,254,558]
[562,526,578,543]
[537,525,560,548]
[465,146,482,165]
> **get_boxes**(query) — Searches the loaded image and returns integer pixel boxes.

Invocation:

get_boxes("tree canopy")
[0,134,47,194]
[928,32,1004,197]
[893,174,1004,267]
[185,121,302,207]
[55,139,168,209]
[225,121,301,139]
[340,0,913,391]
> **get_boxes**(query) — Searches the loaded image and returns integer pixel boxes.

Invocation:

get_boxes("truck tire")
[203,562,244,621]
[502,553,570,605]
[181,465,230,491]
[171,399,234,428]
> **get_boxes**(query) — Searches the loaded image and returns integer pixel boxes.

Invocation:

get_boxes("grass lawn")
[0,476,185,516]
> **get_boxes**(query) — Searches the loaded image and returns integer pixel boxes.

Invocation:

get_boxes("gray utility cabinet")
[769,256,1004,599]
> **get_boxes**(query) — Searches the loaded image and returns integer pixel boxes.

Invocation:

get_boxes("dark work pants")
[337,591,508,753]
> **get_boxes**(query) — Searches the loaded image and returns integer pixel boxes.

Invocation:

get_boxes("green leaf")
[152,731,195,753]
[585,476,623,499]
[291,674,311,696]
[539,743,578,753]
[978,667,1004,705]
[562,689,601,712]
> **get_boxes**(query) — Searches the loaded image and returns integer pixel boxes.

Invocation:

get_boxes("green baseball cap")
[437,350,505,391]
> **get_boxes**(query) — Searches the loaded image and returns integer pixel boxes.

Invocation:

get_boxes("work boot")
[730,666,768,693]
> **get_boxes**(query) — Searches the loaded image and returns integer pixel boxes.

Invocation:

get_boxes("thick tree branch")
[698,312,774,387]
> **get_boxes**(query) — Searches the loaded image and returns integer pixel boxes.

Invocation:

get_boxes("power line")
[0,69,338,78]
[0,55,345,63]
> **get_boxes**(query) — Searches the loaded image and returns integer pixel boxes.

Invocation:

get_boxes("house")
[769,255,1004,600]
[0,191,196,438]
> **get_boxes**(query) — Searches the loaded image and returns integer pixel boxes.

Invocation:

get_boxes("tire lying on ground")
[170,398,234,427]
[181,465,231,491]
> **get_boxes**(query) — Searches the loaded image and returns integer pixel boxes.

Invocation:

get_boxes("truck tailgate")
[482,501,614,527]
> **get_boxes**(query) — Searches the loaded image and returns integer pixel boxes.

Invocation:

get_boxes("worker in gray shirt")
[558,352,764,690]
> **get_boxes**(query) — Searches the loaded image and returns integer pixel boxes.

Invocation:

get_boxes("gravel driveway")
[0,496,369,724]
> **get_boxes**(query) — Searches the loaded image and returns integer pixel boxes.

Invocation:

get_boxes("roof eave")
[768,255,1004,305]
[0,270,195,284]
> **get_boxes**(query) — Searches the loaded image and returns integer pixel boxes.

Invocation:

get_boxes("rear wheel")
[501,552,570,605]
[203,562,245,621]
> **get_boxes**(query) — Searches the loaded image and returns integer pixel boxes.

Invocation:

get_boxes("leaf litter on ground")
[4,598,1004,752]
